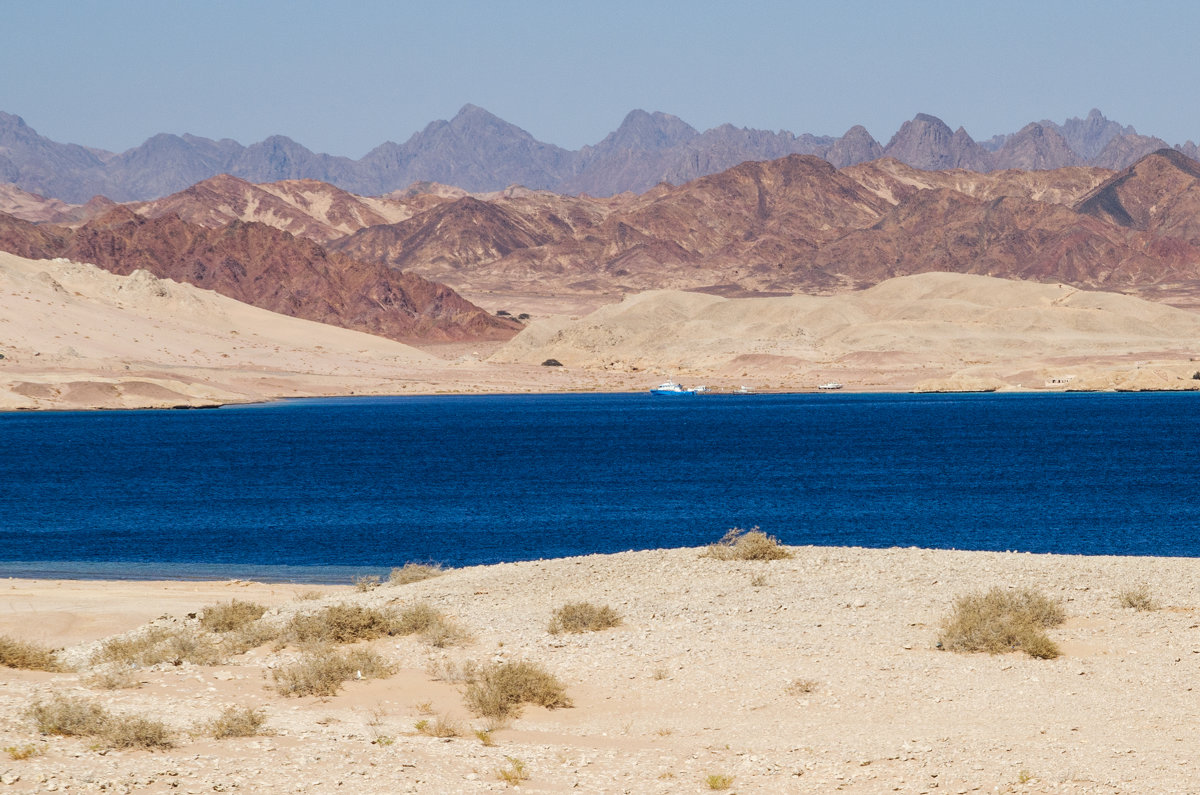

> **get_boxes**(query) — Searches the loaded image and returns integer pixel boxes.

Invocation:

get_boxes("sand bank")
[2,546,1197,792]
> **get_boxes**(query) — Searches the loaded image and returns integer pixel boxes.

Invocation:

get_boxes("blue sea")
[1,392,1198,582]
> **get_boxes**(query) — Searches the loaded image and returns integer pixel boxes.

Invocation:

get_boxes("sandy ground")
[4,251,1200,411]
[1,546,1197,793]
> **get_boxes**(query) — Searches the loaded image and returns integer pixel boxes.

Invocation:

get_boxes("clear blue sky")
[3,0,1196,157]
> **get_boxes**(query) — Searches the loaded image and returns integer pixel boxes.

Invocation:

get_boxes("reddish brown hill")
[130,174,421,242]
[332,155,893,294]
[811,188,1167,289]
[0,206,519,342]
[842,158,1112,206]
[1074,149,1200,239]
[0,211,70,259]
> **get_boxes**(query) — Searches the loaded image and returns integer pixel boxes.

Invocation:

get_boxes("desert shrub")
[547,602,622,634]
[389,563,446,585]
[85,665,141,690]
[496,756,529,785]
[93,626,222,667]
[4,744,43,760]
[938,587,1066,659]
[1117,583,1159,611]
[207,705,267,738]
[28,695,173,749]
[353,574,381,592]
[463,660,571,721]
[272,646,393,697]
[103,714,175,749]
[703,526,792,561]
[706,773,735,790]
[394,603,471,648]
[282,604,401,646]
[200,600,267,633]
[784,678,818,696]
[414,714,461,738]
[0,635,62,671]
[29,695,108,737]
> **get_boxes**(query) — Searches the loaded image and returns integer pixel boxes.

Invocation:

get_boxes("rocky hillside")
[0,207,520,342]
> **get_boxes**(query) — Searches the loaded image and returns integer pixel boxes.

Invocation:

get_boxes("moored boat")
[817,382,843,390]
[650,379,697,395]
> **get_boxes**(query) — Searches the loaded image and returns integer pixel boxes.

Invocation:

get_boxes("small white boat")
[817,382,843,390]
[650,380,697,395]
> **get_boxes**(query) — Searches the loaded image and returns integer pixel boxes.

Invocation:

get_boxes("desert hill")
[0,207,519,343]
[492,272,1200,392]
[0,250,440,409]
[324,150,1200,307]
[9,150,1200,315]
[3,106,1197,202]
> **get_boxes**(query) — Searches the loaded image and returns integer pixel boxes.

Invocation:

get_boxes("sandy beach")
[2,545,1198,793]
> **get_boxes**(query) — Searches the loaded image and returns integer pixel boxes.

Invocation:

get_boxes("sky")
[3,0,1197,158]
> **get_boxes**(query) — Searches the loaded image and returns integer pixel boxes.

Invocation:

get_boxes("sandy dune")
[2,546,1198,792]
[0,251,630,410]
[5,251,1200,409]
[492,273,1200,392]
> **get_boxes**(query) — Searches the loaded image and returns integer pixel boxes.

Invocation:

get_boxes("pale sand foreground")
[2,547,1198,793]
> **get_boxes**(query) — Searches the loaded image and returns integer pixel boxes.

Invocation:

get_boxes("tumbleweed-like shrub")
[0,636,62,672]
[548,602,622,634]
[938,587,1065,659]
[464,660,571,721]
[703,526,792,561]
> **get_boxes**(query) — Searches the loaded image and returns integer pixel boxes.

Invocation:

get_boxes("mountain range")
[2,106,1198,204]
[7,146,1200,325]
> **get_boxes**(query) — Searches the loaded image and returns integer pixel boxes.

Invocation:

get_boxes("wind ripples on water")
[1,392,1197,581]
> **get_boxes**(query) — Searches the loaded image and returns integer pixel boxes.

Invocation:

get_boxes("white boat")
[650,380,697,395]
[817,382,843,390]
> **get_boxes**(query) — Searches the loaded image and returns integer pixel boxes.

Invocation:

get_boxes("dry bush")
[103,714,175,749]
[784,678,818,696]
[28,695,174,749]
[4,744,43,760]
[426,657,478,683]
[1117,583,1159,611]
[93,626,222,667]
[85,665,141,690]
[389,563,446,585]
[207,705,268,738]
[706,773,735,790]
[282,604,402,646]
[223,621,280,655]
[463,660,571,722]
[547,602,622,634]
[0,635,62,671]
[474,727,495,746]
[414,714,461,738]
[28,695,109,737]
[938,587,1066,659]
[272,646,393,697]
[703,526,792,561]
[353,574,382,592]
[496,756,529,785]
[199,600,267,633]
[395,603,471,648]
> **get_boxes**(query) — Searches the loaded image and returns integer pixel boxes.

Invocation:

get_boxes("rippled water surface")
[2,392,1198,581]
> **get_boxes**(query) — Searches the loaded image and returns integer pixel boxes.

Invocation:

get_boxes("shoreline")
[4,379,1200,414]
[4,538,1200,586]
